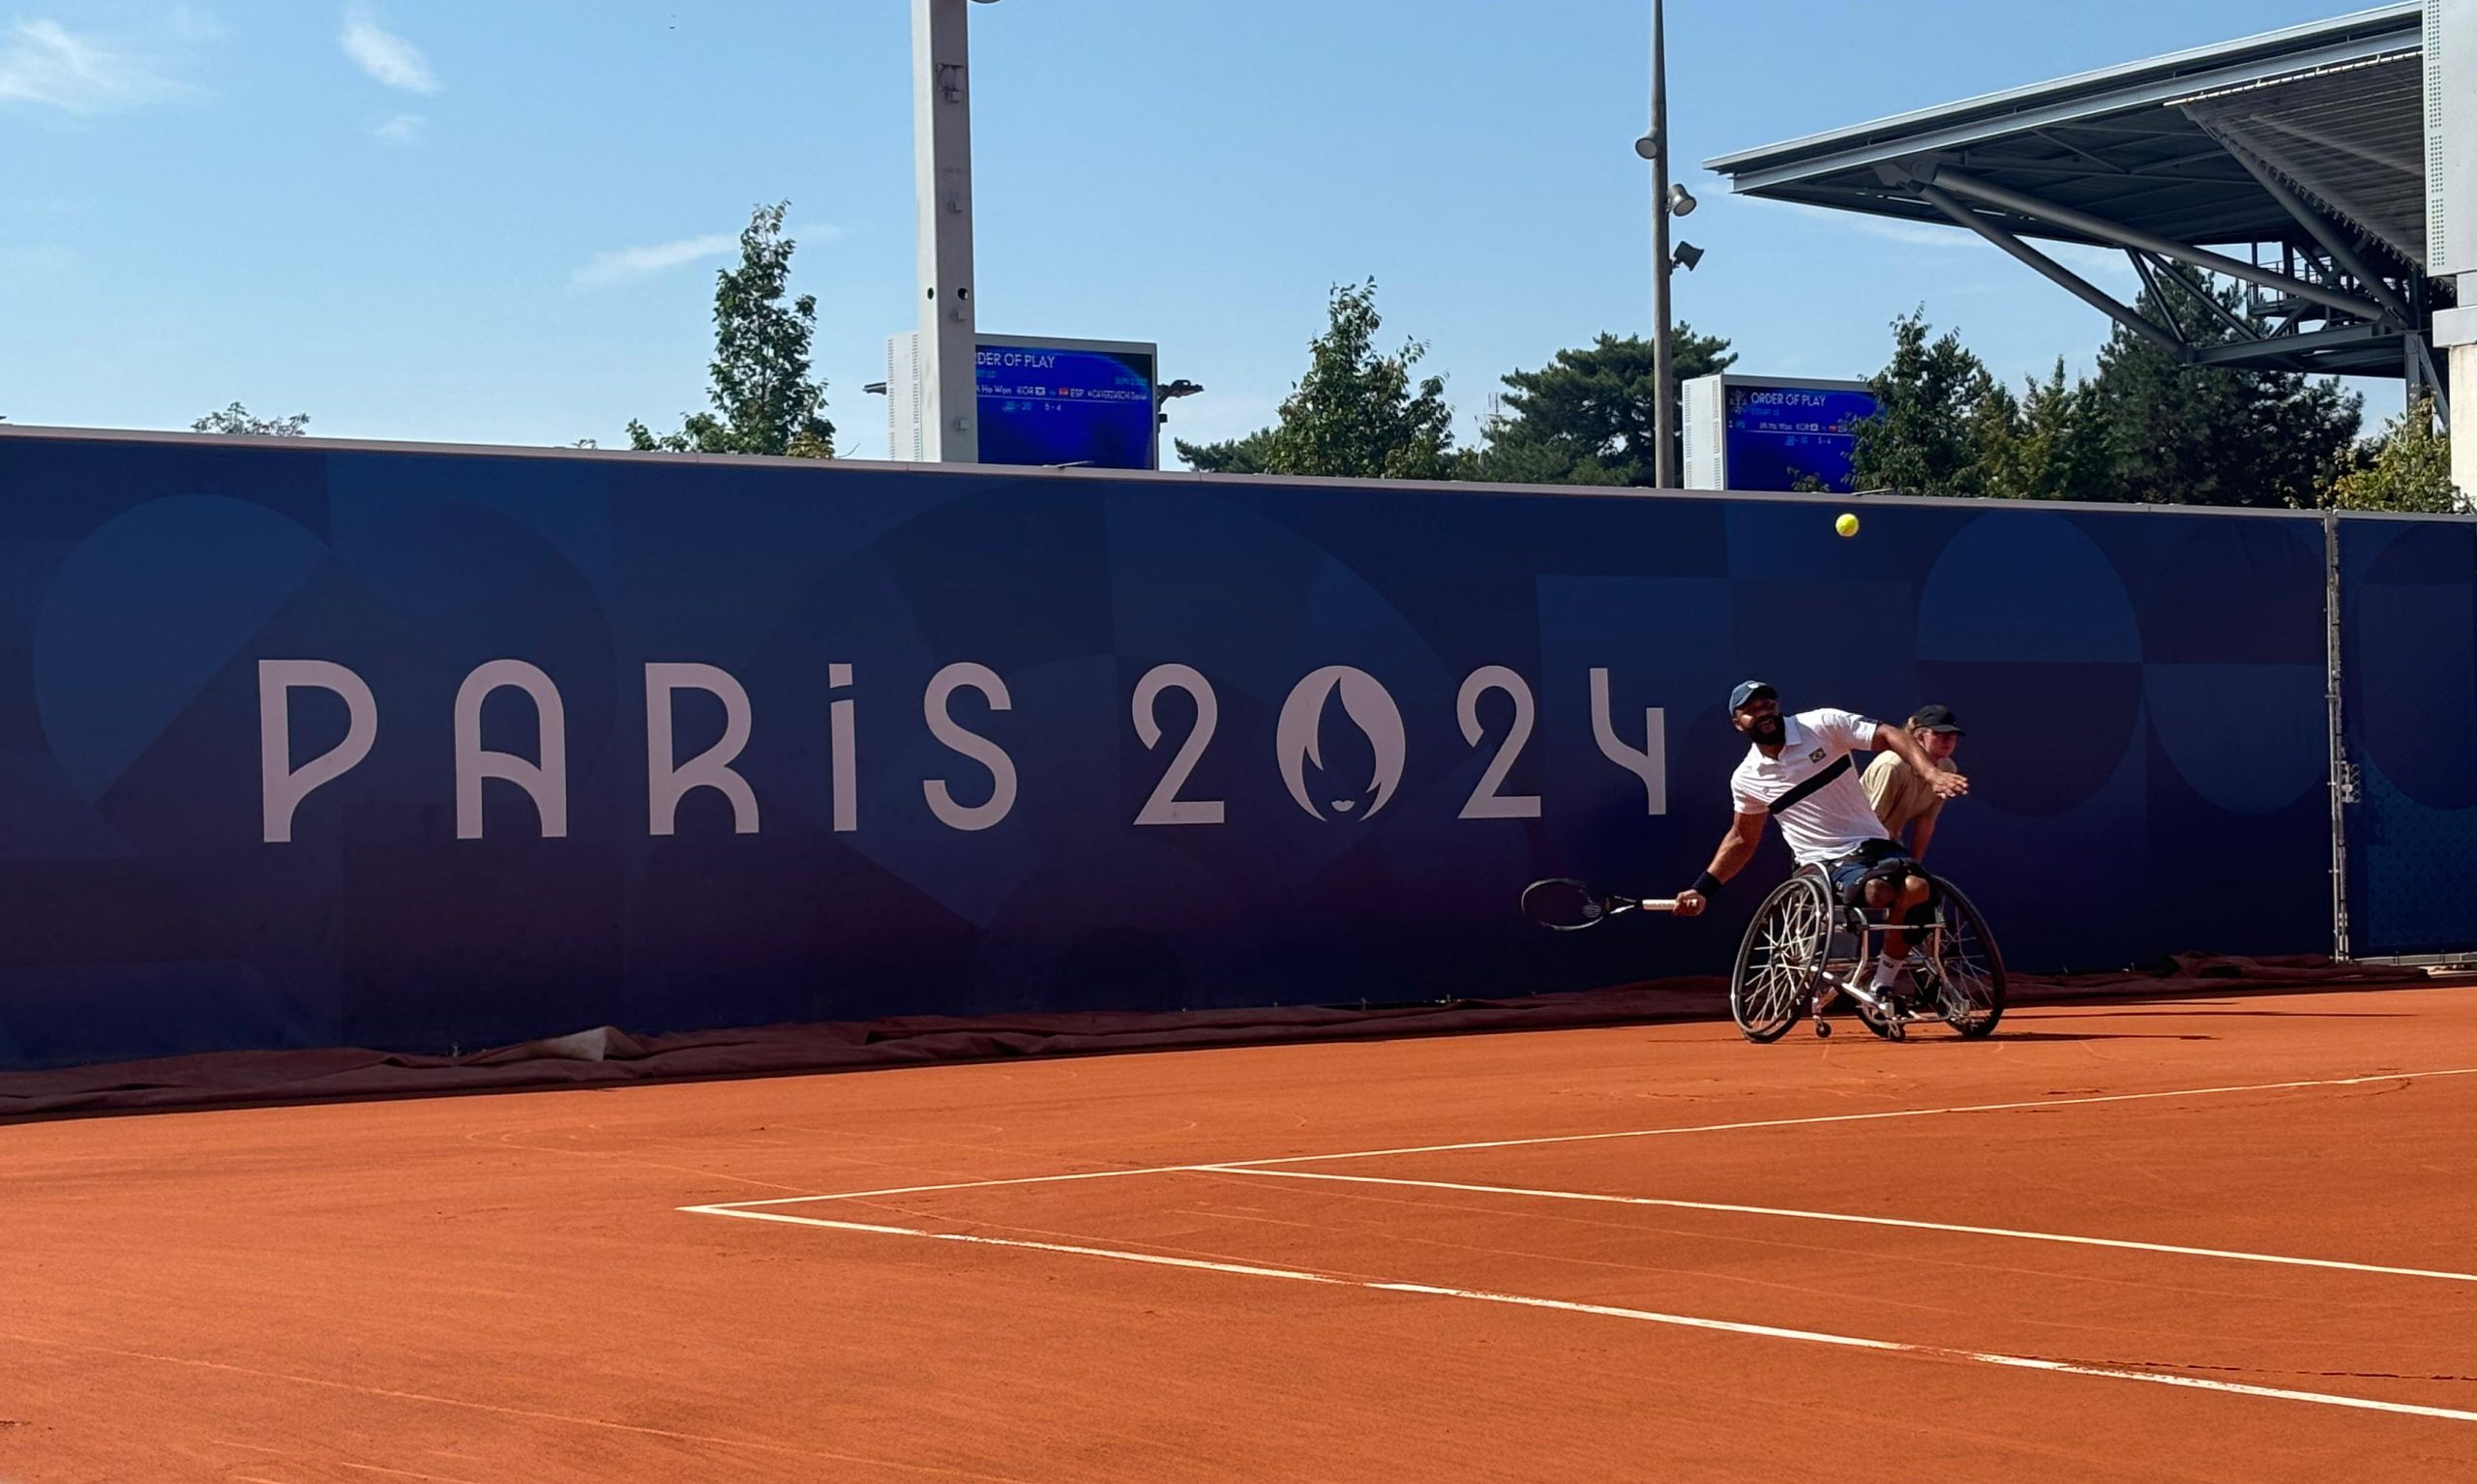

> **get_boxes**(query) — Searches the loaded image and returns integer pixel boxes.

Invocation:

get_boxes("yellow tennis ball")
[1835,512,1860,538]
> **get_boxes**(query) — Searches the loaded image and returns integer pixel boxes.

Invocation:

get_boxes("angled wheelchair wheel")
[1924,879,2006,1038]
[1730,874,1834,1043]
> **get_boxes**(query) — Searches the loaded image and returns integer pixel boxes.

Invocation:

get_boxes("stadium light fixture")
[1672,241,1704,272]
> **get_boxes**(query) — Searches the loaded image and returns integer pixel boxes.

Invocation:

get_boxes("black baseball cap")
[1728,681,1776,712]
[1909,703,1964,734]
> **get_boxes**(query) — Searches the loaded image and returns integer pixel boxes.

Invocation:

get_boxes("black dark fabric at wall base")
[0,956,2439,1120]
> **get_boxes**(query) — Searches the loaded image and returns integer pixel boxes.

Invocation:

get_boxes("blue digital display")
[977,342,1157,470]
[1724,384,1879,492]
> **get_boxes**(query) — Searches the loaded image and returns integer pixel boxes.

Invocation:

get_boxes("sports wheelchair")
[1726,862,2006,1043]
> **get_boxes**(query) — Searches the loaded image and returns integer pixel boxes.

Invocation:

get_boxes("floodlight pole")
[914,0,980,463]
[1650,0,1677,489]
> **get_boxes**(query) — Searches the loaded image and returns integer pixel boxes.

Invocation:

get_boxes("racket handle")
[1637,898,1681,913]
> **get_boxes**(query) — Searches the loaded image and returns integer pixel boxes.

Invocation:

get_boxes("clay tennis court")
[8,984,2477,1483]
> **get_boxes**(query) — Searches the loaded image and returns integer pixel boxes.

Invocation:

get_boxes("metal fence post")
[2323,511,2356,960]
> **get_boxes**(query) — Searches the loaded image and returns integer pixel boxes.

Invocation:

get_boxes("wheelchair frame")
[1727,862,2007,1043]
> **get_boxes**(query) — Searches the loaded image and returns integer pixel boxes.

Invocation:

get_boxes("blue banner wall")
[0,430,2358,1068]
[2339,517,2477,958]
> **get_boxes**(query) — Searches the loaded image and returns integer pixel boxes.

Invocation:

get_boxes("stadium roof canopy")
[1705,4,2450,399]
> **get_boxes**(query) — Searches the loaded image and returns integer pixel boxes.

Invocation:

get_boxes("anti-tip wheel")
[1813,1020,1832,1039]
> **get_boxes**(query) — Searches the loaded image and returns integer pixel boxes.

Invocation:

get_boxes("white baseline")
[680,1204,2477,1427]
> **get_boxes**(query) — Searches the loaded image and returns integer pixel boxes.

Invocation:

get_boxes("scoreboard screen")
[976,341,1158,470]
[1722,383,1879,491]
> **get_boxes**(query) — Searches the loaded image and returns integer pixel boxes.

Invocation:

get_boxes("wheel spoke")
[1734,882,1831,1040]
[1930,896,2003,1031]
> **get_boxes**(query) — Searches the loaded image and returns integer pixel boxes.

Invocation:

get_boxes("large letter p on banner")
[259,660,379,844]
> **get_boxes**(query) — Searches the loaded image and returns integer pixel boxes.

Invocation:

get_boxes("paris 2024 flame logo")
[1274,666,1406,821]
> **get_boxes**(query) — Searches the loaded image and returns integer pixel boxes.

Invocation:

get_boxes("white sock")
[1872,953,1902,988]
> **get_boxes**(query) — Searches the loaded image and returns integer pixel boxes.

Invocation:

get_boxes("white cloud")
[1851,216,1981,250]
[0,18,188,113]
[1757,197,2142,286]
[340,5,437,95]
[1750,198,1968,248]
[571,232,740,288]
[2044,241,2140,286]
[570,219,845,288]
[373,111,425,143]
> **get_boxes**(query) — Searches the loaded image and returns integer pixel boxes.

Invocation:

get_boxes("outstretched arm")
[1873,722,1967,800]
[1675,812,1765,918]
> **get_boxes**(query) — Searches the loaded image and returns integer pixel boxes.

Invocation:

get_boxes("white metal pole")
[2449,328,2476,511]
[913,0,979,463]
[2434,0,2476,505]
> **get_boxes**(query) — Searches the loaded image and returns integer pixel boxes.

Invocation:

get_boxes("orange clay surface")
[7,986,2477,1483]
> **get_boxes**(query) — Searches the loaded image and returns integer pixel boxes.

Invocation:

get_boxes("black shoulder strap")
[1765,753,1853,816]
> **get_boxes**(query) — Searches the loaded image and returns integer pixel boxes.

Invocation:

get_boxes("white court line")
[678,1203,2477,1426]
[1214,1167,2477,1285]
[704,1064,2477,1210]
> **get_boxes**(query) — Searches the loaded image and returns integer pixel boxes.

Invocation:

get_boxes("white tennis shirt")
[1728,708,1895,865]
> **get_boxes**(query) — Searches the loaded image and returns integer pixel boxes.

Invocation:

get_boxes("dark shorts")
[1826,838,1932,915]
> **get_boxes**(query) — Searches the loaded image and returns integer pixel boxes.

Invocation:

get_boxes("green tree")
[2086,269,2358,507]
[1848,274,2365,507]
[1176,280,1455,480]
[1468,329,1735,486]
[2320,398,2458,513]
[630,202,834,458]
[193,402,309,437]
[1847,311,2014,498]
[1178,428,1279,476]
[1966,359,2111,502]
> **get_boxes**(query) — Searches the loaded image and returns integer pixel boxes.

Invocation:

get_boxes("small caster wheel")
[1813,1019,1832,1039]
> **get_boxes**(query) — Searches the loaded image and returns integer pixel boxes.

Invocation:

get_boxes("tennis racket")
[1520,877,1679,931]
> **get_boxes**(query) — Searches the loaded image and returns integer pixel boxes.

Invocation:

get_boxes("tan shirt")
[1863,750,1954,840]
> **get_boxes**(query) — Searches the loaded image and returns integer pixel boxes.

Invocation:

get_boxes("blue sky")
[0,1,2401,462]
